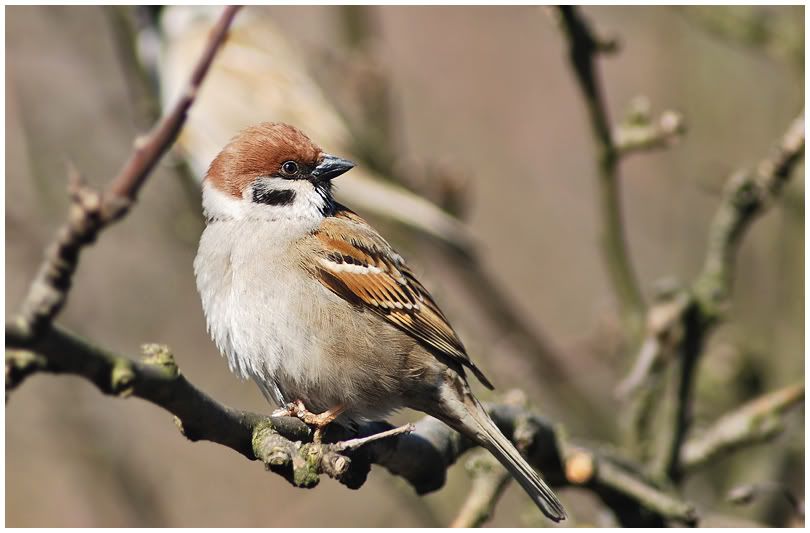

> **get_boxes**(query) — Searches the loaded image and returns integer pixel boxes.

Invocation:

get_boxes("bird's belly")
[195,226,417,419]
[258,285,418,419]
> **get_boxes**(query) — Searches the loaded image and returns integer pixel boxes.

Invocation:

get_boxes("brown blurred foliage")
[6,5,804,527]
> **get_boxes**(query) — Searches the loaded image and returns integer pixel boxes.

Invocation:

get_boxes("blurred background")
[6,5,804,527]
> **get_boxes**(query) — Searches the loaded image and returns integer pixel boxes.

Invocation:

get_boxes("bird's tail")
[437,395,566,522]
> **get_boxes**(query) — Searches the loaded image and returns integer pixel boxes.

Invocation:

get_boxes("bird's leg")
[289,400,346,444]
[298,403,346,444]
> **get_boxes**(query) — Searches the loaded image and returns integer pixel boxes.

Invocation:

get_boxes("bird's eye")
[281,161,299,176]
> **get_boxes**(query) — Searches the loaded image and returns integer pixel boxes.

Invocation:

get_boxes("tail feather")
[481,415,566,522]
[442,397,567,522]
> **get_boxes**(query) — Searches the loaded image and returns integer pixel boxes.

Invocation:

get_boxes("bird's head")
[203,122,354,221]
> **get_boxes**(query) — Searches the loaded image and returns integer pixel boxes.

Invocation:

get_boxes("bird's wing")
[307,204,493,389]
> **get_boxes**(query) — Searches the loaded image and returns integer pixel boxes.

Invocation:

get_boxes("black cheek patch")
[252,188,296,206]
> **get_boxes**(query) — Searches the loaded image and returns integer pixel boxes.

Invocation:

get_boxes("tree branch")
[614,101,686,156]
[727,481,805,520]
[617,111,804,478]
[449,451,511,528]
[693,112,805,318]
[557,6,646,335]
[681,383,804,472]
[7,6,241,346]
[658,111,804,482]
[7,324,698,526]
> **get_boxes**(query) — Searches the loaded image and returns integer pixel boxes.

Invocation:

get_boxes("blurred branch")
[657,111,805,482]
[7,325,696,526]
[557,6,646,336]
[616,288,690,399]
[615,99,686,156]
[103,6,161,129]
[103,5,205,225]
[585,453,694,526]
[692,112,804,318]
[443,252,599,416]
[618,112,805,479]
[6,6,240,347]
[450,390,530,528]
[727,482,805,520]
[449,451,511,528]
[333,5,397,177]
[335,174,480,257]
[5,348,47,401]
[681,383,804,472]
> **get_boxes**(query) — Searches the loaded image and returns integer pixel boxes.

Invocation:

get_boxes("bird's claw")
[272,400,345,443]
[271,402,299,418]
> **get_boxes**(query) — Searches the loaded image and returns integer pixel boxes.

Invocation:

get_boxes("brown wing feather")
[310,205,493,389]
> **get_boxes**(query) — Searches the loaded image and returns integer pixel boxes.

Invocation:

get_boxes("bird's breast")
[195,220,322,378]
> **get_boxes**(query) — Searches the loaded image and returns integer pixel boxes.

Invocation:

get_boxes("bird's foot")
[275,400,345,444]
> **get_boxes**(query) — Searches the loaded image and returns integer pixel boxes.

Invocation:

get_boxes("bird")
[193,122,566,522]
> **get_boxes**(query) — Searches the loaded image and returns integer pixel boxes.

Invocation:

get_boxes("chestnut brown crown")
[206,122,324,198]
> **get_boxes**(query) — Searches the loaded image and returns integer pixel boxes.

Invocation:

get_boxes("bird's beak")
[311,154,355,181]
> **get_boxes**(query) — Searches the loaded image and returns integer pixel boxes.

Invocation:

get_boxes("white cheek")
[202,181,245,219]
[201,178,327,224]
[247,178,327,221]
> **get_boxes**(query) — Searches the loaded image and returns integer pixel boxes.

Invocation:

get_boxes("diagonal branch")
[7,6,241,346]
[681,383,804,472]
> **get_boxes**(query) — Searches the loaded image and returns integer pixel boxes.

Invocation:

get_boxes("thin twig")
[681,383,804,472]
[727,482,805,519]
[449,451,512,528]
[615,107,686,156]
[557,6,645,336]
[595,459,697,526]
[333,423,415,452]
[616,289,690,398]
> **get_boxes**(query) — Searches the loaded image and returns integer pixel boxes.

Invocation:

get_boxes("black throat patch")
[314,180,336,216]
[252,188,296,206]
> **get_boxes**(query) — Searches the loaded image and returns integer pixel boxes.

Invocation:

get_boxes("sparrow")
[193,122,566,522]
